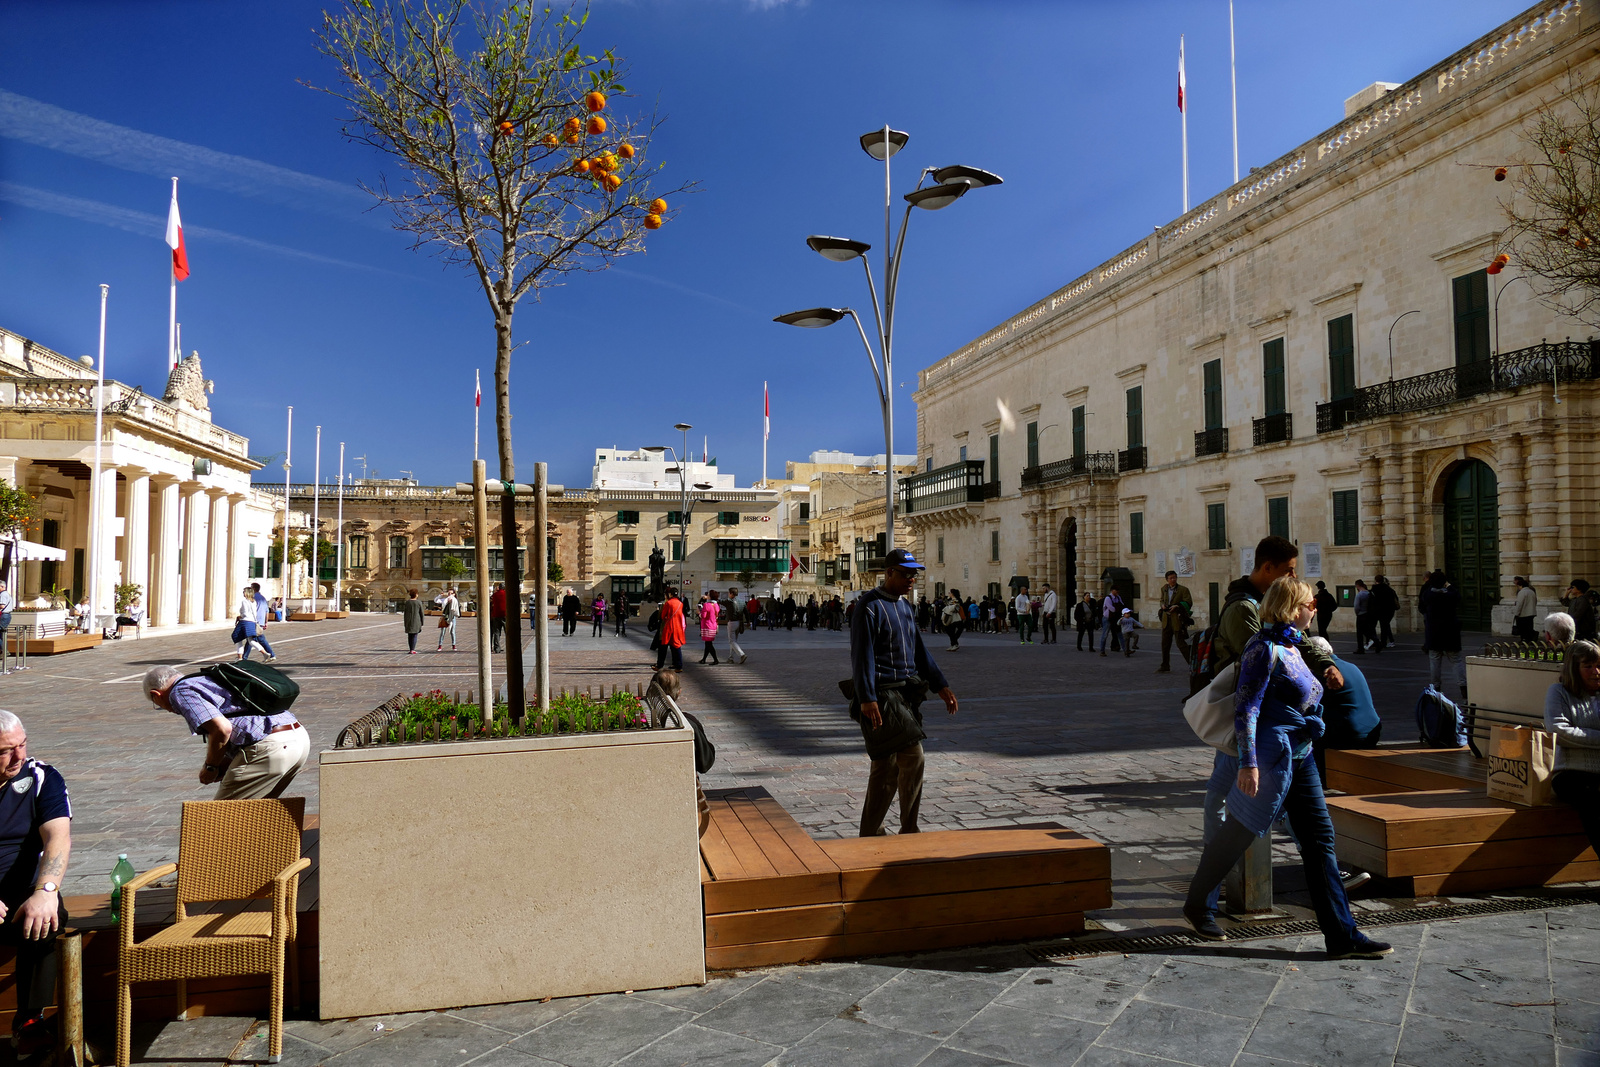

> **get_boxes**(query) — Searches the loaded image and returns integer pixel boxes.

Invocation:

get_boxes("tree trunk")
[494,308,526,721]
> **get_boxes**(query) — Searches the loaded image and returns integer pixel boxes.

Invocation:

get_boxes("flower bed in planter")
[318,685,704,1018]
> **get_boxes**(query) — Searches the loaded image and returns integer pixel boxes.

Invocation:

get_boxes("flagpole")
[1180,35,1190,214]
[281,408,293,608]
[169,178,178,372]
[89,284,108,628]
[335,441,345,611]
[762,381,768,488]
[1229,0,1239,184]
[311,426,321,613]
[474,368,480,462]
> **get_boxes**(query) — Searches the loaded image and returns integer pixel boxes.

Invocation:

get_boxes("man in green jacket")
[1156,571,1194,673]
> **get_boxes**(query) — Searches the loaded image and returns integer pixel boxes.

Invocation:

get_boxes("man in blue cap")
[850,547,959,835]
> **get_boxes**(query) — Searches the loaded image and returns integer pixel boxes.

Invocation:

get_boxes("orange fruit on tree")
[575,159,591,173]
[596,152,616,171]
[604,173,622,191]
[648,198,667,214]
[619,143,635,158]
[585,91,607,112]
[541,133,558,147]
[499,121,514,133]
[564,117,582,135]
[587,115,607,135]
[644,213,663,230]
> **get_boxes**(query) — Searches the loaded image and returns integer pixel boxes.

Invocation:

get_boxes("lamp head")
[693,482,714,491]
[859,128,909,161]
[806,235,871,262]
[904,183,969,211]
[932,164,1004,188]
[774,307,850,328]
[664,466,682,475]
[642,445,668,453]
[674,422,693,432]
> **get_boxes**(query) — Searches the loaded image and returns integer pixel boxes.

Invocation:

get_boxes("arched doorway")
[1059,516,1078,604]
[1444,459,1499,630]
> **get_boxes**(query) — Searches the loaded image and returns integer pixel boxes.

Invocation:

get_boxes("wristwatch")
[35,882,56,894]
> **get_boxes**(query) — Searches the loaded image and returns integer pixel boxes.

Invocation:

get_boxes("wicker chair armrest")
[119,863,177,949]
[271,857,312,932]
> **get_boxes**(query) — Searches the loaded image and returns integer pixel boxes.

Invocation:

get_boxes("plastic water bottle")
[109,853,136,923]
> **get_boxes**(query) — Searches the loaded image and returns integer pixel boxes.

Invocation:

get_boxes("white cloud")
[0,182,399,275]
[0,89,370,221]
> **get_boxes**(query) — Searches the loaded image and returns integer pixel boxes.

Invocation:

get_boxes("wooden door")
[1444,460,1499,629]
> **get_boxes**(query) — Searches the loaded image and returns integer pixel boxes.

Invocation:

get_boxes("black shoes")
[1341,869,1373,892]
[1329,937,1393,960]
[1182,905,1227,941]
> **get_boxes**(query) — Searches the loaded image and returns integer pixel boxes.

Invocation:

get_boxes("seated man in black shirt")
[0,710,71,1056]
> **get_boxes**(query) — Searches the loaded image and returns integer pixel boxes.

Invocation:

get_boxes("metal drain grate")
[1032,890,1600,961]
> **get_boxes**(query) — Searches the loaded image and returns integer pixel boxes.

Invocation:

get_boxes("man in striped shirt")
[851,548,959,836]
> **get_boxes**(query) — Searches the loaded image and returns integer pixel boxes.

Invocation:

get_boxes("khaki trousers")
[216,727,311,800]
[860,742,925,836]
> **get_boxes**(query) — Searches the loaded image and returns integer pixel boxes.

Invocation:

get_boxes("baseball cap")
[884,548,924,570]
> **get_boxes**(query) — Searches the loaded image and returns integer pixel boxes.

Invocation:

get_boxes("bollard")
[59,931,83,1067]
[1223,836,1278,917]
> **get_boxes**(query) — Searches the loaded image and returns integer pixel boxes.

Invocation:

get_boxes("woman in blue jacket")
[1183,576,1391,960]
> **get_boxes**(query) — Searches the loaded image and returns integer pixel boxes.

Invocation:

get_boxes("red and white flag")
[763,381,770,441]
[1177,36,1187,113]
[166,186,189,281]
[475,368,482,408]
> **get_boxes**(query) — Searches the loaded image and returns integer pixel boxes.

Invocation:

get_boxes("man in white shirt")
[249,583,278,661]
[1040,583,1059,644]
[1013,586,1035,644]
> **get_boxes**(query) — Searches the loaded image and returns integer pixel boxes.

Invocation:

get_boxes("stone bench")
[700,787,1112,969]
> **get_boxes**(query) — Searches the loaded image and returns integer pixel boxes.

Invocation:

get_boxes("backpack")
[187,660,300,717]
[1187,592,1256,698]
[1416,685,1468,748]
[682,711,716,773]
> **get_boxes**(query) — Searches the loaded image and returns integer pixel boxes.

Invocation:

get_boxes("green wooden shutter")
[1263,339,1286,416]
[989,434,1000,488]
[1026,421,1039,468]
[1328,315,1355,401]
[1203,360,1223,430]
[1207,502,1227,550]
[1126,387,1143,449]
[1130,512,1144,554]
[1071,406,1086,458]
[1268,496,1289,539]
[1332,489,1359,546]
[1453,270,1491,365]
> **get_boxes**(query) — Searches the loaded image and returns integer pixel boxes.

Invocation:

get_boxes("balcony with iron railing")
[1194,427,1229,457]
[1020,453,1117,490]
[900,460,990,514]
[1252,412,1293,446]
[1117,446,1147,473]
[1316,340,1599,432]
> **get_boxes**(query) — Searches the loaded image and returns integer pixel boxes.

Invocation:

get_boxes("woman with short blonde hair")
[1184,576,1388,959]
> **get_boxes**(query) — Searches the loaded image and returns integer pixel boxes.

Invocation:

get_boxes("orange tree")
[315,0,688,712]
[1498,80,1600,327]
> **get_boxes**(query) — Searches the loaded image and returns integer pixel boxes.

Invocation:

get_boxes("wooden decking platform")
[5,632,102,655]
[1327,742,1597,896]
[701,787,1111,969]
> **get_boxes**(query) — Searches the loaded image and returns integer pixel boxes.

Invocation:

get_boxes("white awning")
[4,539,66,562]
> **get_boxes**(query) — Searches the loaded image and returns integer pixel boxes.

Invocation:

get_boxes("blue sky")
[0,0,1534,488]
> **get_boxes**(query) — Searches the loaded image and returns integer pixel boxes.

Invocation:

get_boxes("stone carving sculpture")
[648,544,666,602]
[162,352,214,415]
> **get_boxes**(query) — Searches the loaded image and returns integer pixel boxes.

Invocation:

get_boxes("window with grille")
[427,536,445,546]
[1332,490,1359,546]
[389,536,408,568]
[1268,496,1289,539]
[348,535,369,569]
[1203,360,1223,430]
[1328,315,1355,401]
[1129,512,1144,554]
[1263,338,1286,416]
[1207,502,1227,550]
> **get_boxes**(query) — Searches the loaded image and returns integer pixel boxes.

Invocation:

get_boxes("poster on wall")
[1303,542,1323,578]
[1174,548,1196,578]
[1155,551,1168,576]
[1241,546,1256,576]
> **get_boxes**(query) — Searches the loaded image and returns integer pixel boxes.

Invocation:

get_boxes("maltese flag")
[1177,37,1187,112]
[763,381,770,441]
[166,187,189,281]
[475,368,482,408]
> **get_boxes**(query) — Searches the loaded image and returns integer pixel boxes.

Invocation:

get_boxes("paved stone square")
[4,615,1596,1065]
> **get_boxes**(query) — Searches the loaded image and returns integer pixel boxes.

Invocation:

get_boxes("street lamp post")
[643,426,714,594]
[777,130,1001,554]
[1387,309,1423,381]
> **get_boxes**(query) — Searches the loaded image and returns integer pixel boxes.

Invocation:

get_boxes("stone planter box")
[317,726,704,1018]
[8,608,66,637]
[1465,655,1558,715]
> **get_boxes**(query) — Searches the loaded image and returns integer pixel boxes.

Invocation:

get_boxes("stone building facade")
[0,328,282,630]
[908,0,1597,634]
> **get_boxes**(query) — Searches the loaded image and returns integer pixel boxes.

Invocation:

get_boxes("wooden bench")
[1324,744,1483,795]
[700,787,1111,969]
[1329,788,1597,897]
[5,631,102,655]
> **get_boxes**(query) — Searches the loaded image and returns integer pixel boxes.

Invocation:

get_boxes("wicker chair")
[116,798,310,1066]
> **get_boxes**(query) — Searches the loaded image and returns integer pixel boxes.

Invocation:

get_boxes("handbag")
[1181,641,1282,756]
[1485,724,1557,806]
[437,615,449,629]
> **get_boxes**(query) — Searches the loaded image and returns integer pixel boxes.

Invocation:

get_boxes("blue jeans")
[253,627,275,657]
[1189,752,1362,952]
[1099,622,1121,653]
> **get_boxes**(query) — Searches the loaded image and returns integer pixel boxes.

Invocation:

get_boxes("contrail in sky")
[0,182,401,276]
[0,88,372,221]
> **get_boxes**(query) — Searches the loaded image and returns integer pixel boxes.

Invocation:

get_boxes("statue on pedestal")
[648,543,666,602]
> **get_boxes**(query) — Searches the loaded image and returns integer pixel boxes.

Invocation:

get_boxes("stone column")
[1025,509,1040,586]
[151,478,181,627]
[1496,433,1529,589]
[228,496,250,608]
[180,483,209,625]
[88,465,119,620]
[1525,430,1561,599]
[1359,454,1384,576]
[206,492,230,622]
[123,468,152,610]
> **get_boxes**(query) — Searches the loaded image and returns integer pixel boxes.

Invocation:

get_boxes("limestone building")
[908,0,1597,634]
[0,328,284,630]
